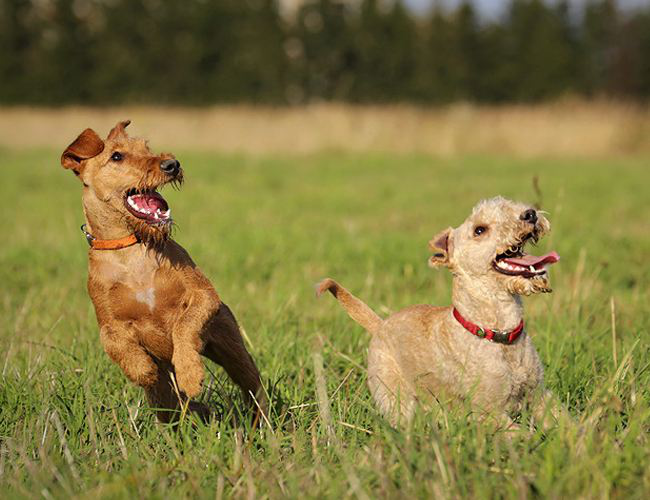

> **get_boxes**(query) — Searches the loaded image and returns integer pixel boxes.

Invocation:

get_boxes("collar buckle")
[80,224,95,246]
[491,330,510,344]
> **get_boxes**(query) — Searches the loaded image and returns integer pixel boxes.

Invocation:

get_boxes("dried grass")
[1,100,650,157]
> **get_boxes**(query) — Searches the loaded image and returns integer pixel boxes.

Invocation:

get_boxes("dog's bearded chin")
[123,188,173,247]
[506,274,553,295]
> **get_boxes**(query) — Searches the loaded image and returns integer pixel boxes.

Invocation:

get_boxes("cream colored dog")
[318,197,563,430]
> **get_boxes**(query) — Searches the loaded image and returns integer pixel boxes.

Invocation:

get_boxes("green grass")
[1,149,649,498]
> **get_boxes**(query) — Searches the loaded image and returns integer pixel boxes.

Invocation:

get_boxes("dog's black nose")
[160,159,180,176]
[520,208,538,224]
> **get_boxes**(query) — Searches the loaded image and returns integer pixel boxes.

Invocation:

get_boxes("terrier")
[61,120,266,423]
[318,197,563,430]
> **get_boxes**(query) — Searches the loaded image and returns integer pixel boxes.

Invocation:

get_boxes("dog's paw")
[130,364,159,388]
[175,367,204,398]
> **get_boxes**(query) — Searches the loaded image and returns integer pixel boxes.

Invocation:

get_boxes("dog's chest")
[134,287,156,310]
[480,338,542,404]
[113,264,158,311]
[91,254,182,320]
[127,267,158,311]
[446,335,542,408]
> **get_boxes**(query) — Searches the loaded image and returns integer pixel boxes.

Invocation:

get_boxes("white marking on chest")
[135,288,156,311]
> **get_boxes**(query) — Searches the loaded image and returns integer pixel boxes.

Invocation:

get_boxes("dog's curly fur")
[318,197,565,430]
[61,121,266,423]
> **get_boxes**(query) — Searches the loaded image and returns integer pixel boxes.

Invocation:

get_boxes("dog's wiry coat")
[62,121,266,423]
[319,197,564,430]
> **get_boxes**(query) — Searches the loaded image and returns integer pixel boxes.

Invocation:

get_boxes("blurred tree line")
[1,0,649,105]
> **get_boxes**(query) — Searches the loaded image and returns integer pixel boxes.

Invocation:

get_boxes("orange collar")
[81,224,139,250]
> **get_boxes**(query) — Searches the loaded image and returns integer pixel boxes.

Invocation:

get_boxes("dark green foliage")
[290,0,355,101]
[349,0,420,102]
[0,0,40,101]
[0,0,649,104]
[498,0,580,101]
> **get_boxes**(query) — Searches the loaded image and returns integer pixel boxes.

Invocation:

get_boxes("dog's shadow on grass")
[161,365,290,435]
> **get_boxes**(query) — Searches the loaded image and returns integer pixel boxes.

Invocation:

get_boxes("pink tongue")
[134,194,167,211]
[504,251,560,267]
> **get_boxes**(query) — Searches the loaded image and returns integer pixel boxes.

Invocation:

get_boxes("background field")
[2,102,650,157]
[1,137,649,498]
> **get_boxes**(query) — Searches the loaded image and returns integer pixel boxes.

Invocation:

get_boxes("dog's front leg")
[100,324,159,388]
[531,389,570,431]
[170,290,216,398]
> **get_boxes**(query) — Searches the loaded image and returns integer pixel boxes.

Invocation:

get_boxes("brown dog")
[61,120,266,423]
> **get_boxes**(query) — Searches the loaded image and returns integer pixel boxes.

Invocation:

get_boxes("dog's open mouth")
[493,236,559,278]
[124,188,171,224]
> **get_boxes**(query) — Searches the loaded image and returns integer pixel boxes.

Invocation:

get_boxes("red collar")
[81,224,139,250]
[452,308,524,345]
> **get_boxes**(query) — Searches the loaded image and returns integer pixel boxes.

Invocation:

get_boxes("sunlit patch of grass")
[0,149,648,497]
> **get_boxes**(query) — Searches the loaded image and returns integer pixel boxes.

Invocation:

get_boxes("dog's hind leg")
[368,340,415,426]
[144,361,181,423]
[202,304,267,419]
[144,359,211,423]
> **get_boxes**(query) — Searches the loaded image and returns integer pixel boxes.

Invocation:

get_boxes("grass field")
[1,148,649,498]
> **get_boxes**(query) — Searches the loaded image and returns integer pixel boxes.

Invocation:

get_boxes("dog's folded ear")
[428,227,453,268]
[61,128,104,175]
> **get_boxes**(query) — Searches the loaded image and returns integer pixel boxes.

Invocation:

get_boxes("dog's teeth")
[529,265,535,272]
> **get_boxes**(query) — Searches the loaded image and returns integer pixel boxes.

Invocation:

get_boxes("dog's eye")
[111,152,123,162]
[474,226,487,236]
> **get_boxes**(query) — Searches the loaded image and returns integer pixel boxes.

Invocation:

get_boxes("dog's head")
[61,120,182,246]
[428,196,559,295]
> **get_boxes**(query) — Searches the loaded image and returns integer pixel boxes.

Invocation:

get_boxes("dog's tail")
[316,278,383,335]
